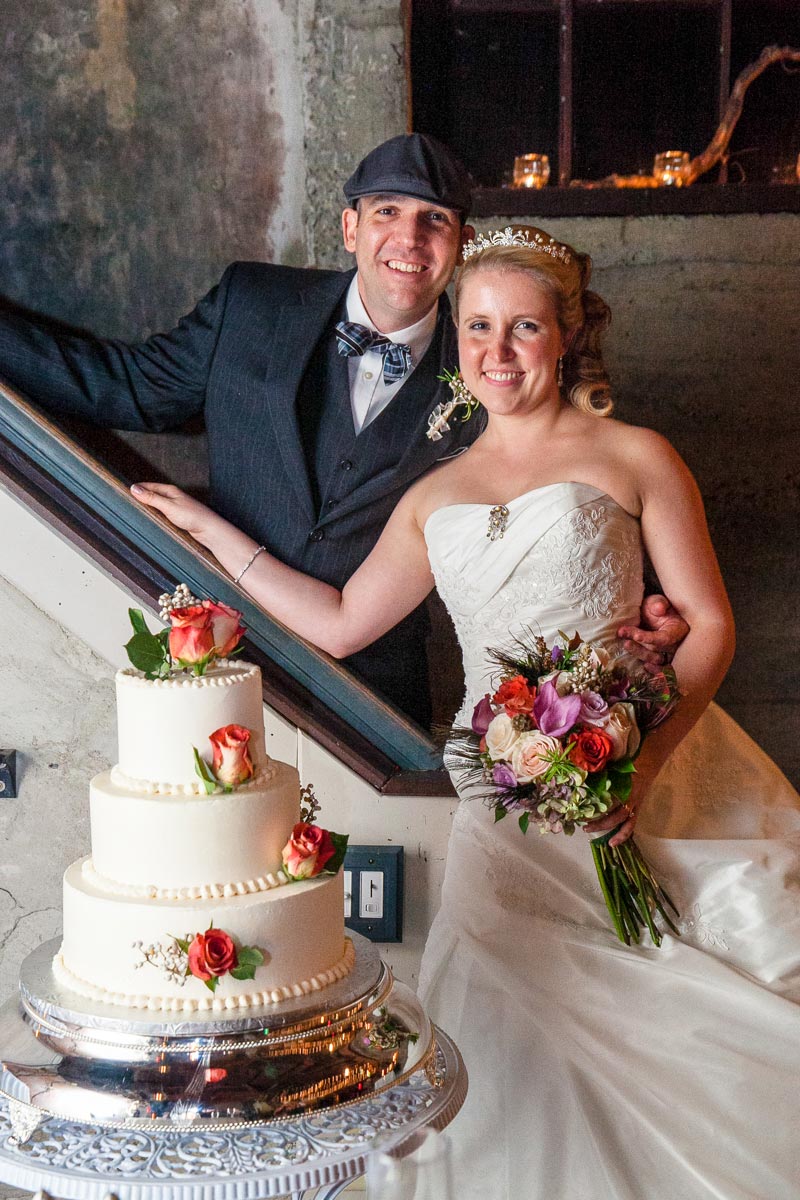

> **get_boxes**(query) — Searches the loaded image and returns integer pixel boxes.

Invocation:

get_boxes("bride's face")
[457,268,565,417]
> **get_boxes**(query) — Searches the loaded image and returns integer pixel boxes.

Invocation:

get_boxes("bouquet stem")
[590,830,680,947]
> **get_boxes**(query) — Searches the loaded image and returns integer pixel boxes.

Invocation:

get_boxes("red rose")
[187,928,238,981]
[169,604,215,667]
[282,822,336,880]
[201,600,245,658]
[209,724,254,786]
[568,727,614,773]
[493,674,537,717]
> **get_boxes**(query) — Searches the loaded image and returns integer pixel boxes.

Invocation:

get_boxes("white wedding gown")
[419,481,800,1200]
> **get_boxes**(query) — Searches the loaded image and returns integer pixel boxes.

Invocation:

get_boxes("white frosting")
[53,940,355,1013]
[89,762,299,891]
[81,858,291,900]
[58,859,349,1010]
[115,660,268,788]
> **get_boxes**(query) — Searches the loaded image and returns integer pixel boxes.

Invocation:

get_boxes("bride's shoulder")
[594,417,682,469]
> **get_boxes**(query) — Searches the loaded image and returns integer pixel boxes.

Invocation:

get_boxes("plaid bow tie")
[335,321,412,384]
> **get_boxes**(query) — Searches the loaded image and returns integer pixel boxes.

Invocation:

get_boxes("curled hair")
[454,226,613,416]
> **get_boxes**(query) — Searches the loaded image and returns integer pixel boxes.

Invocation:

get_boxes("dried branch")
[571,44,800,189]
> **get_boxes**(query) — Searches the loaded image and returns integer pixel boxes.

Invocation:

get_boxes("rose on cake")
[194,725,255,794]
[125,585,246,680]
[282,821,349,882]
[174,925,265,993]
[170,601,246,673]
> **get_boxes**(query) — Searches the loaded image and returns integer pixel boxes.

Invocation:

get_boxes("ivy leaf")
[494,805,509,823]
[193,748,219,795]
[518,812,530,834]
[203,975,219,993]
[325,831,350,876]
[230,964,257,981]
[125,630,169,679]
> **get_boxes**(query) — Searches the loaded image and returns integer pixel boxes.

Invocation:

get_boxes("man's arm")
[0,265,235,433]
[617,593,690,669]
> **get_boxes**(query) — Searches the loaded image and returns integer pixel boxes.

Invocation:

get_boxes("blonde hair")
[454,226,613,417]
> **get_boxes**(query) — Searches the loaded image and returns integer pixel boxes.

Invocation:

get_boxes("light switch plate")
[343,845,403,942]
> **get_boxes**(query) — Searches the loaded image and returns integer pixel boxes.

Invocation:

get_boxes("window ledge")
[472,183,800,219]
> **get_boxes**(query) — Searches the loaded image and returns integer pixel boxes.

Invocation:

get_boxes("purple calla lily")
[471,694,494,736]
[533,679,582,737]
[492,763,518,789]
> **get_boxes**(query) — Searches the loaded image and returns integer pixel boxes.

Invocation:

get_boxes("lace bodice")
[424,481,644,717]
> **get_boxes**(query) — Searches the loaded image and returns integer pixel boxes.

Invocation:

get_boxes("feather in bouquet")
[450,632,682,947]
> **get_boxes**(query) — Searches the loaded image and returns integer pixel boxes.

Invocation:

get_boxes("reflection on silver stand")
[0,936,467,1198]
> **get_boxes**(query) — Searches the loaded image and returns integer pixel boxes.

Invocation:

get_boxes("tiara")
[461,227,572,265]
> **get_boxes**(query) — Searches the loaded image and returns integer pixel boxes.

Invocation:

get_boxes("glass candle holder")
[513,153,551,189]
[653,150,691,187]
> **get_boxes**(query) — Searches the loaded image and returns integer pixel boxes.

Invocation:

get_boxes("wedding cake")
[52,594,353,1014]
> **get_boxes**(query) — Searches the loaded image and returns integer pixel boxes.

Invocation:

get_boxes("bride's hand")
[583,776,648,847]
[131,482,224,548]
[618,593,690,669]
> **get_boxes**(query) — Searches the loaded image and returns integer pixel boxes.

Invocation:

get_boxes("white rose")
[602,702,641,761]
[510,731,562,783]
[485,713,521,760]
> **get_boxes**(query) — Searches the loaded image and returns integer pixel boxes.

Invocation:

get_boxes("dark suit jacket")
[0,262,479,723]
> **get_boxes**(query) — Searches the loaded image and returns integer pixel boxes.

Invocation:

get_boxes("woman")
[133,227,800,1199]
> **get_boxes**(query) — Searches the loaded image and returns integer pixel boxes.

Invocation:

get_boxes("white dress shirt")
[344,274,438,435]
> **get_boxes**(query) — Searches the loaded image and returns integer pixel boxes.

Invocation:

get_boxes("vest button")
[339,459,353,471]
[326,499,338,509]
[309,529,325,543]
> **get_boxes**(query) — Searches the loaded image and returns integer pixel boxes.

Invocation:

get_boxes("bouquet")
[451,632,681,947]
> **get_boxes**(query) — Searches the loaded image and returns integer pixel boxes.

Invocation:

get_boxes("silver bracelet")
[234,545,266,584]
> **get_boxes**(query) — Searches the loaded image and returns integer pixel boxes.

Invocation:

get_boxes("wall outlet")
[343,845,403,943]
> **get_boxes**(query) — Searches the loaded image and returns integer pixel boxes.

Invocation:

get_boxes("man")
[0,133,682,723]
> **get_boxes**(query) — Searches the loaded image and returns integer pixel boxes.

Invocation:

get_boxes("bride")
[132,226,800,1199]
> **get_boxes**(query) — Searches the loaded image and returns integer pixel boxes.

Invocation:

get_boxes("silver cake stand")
[0,936,467,1199]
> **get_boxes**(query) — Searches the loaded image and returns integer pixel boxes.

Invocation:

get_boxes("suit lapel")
[261,270,354,525]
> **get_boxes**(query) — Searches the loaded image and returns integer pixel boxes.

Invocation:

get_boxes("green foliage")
[193,748,219,795]
[125,609,170,679]
[326,831,350,876]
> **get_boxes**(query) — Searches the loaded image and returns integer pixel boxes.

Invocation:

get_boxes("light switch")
[359,870,384,919]
[343,870,352,919]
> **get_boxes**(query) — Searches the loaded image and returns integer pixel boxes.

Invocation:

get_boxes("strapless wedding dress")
[419,482,800,1200]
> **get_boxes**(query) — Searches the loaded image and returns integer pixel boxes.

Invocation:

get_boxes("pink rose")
[510,731,562,783]
[169,604,215,667]
[282,822,336,879]
[201,600,245,658]
[209,725,254,786]
[187,928,238,981]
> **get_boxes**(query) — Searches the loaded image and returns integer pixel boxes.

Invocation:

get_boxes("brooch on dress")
[487,504,510,541]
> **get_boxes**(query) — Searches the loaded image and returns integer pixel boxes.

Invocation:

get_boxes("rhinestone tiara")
[461,226,572,265]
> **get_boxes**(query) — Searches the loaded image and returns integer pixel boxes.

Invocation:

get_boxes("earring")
[557,357,564,389]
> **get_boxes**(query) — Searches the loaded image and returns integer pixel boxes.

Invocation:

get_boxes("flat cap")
[343,133,472,215]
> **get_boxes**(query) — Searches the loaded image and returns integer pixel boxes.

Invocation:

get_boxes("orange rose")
[568,727,614,773]
[209,725,254,786]
[187,928,238,981]
[169,604,215,668]
[282,822,336,880]
[201,600,245,658]
[493,674,537,717]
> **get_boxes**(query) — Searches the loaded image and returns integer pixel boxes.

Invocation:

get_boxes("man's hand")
[617,593,689,670]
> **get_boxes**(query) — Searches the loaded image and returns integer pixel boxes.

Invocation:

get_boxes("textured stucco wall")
[1,0,307,339]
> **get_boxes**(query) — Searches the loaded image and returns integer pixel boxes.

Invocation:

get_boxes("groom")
[0,133,683,723]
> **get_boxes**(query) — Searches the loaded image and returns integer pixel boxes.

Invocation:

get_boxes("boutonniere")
[426,368,481,442]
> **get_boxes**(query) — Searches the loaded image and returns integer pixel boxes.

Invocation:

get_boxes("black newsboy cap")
[343,133,472,216]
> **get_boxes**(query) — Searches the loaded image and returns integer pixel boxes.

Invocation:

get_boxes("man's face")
[341,194,474,333]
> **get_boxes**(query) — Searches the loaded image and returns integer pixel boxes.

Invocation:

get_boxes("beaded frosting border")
[81,857,291,901]
[116,658,260,689]
[107,761,278,797]
[52,938,356,1013]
